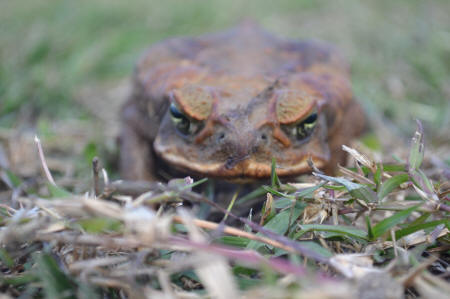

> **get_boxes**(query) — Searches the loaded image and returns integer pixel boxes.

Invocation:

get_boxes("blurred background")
[1,0,449,189]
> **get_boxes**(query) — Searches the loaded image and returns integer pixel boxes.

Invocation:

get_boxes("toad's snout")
[214,126,269,170]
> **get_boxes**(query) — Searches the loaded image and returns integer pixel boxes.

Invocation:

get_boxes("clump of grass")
[0,122,448,298]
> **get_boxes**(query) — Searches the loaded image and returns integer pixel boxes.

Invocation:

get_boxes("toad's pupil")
[296,112,317,140]
[303,113,317,124]
[169,103,191,135]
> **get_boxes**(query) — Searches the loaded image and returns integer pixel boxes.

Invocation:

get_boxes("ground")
[0,0,449,298]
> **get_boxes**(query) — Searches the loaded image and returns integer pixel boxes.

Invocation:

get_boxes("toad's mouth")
[224,153,251,170]
[154,150,327,181]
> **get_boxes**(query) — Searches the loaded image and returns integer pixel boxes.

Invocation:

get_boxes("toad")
[120,24,365,182]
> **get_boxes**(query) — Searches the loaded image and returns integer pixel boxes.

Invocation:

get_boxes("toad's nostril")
[217,132,226,142]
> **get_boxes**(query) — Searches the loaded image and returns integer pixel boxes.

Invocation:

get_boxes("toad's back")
[120,24,365,181]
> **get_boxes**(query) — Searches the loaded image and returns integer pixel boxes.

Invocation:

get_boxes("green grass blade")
[314,173,378,202]
[382,164,407,172]
[356,164,406,173]
[366,216,374,240]
[408,120,424,171]
[77,217,123,234]
[350,187,379,203]
[5,170,23,188]
[1,273,39,286]
[236,186,266,204]
[247,205,304,251]
[35,253,77,299]
[299,224,368,240]
[262,186,294,199]
[408,212,430,227]
[374,163,382,187]
[47,183,72,198]
[377,173,409,200]
[394,219,449,240]
[372,205,420,239]
[0,248,14,268]
[417,169,435,194]
[217,236,250,248]
[294,182,326,199]
[270,157,281,188]
[180,177,208,191]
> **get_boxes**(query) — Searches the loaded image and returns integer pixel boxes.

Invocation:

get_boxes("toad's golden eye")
[169,103,202,136]
[293,112,317,140]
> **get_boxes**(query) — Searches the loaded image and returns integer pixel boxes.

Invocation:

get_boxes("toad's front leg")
[119,104,158,181]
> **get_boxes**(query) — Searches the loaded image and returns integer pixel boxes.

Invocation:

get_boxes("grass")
[0,0,449,298]
[1,123,449,298]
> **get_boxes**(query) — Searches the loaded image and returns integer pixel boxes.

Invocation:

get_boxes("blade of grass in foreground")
[270,157,281,188]
[1,273,39,287]
[217,236,250,248]
[298,224,368,241]
[263,186,294,199]
[393,219,450,240]
[236,187,267,204]
[273,241,333,258]
[47,183,72,198]
[371,205,421,239]
[294,182,326,199]
[366,216,374,240]
[377,173,409,200]
[314,173,378,203]
[77,217,123,234]
[408,120,424,171]
[0,248,14,268]
[247,204,304,251]
[35,253,77,299]
[374,163,382,187]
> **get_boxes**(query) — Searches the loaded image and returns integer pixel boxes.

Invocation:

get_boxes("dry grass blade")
[179,209,239,299]
[34,135,56,186]
[172,215,302,254]
[342,145,376,173]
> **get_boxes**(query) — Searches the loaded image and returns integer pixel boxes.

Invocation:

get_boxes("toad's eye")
[169,103,202,136]
[292,112,317,140]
